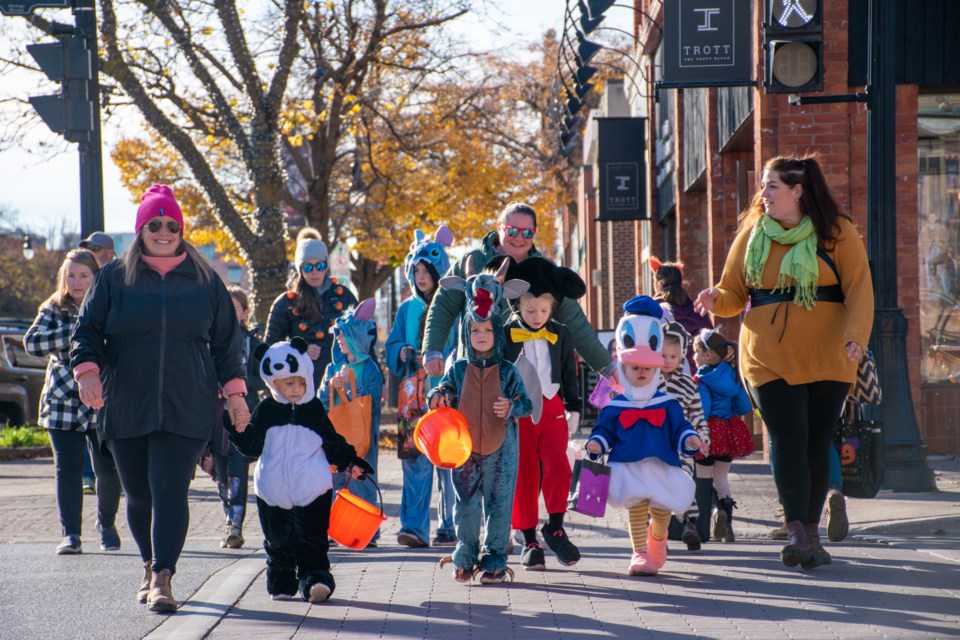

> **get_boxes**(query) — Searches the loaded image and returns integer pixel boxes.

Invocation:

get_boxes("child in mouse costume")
[586,296,702,576]
[428,260,533,584]
[225,337,373,603]
[496,255,587,571]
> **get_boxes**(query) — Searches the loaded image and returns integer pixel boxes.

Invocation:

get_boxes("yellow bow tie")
[511,327,558,345]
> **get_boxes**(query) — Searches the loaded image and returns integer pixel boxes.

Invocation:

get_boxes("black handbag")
[834,402,884,499]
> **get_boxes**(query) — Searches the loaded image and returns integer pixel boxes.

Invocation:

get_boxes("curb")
[0,446,52,461]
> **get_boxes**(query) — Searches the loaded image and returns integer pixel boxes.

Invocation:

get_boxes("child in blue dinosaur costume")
[429,260,533,584]
[320,298,384,546]
[586,296,702,577]
[386,225,459,548]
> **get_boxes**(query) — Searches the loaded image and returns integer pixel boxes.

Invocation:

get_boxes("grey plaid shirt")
[23,303,98,432]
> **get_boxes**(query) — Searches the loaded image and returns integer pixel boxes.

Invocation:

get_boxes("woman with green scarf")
[694,155,874,570]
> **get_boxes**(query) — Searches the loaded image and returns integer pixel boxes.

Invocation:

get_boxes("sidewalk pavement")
[1,434,958,640]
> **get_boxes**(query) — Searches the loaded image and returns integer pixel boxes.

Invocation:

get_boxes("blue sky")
[0,0,631,237]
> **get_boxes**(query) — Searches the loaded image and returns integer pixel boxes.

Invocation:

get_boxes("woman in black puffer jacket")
[72,184,247,614]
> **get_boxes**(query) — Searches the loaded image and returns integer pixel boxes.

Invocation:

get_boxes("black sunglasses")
[146,219,182,234]
[302,261,328,273]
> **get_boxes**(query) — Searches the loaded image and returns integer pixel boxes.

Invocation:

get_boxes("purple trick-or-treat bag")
[568,457,611,518]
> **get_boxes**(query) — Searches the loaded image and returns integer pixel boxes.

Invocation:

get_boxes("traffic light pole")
[865,0,936,491]
[72,0,104,239]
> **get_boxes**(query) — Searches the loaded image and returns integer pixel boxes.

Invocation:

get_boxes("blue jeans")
[332,418,381,542]
[398,455,455,542]
[214,443,252,529]
[451,425,519,574]
[48,428,121,537]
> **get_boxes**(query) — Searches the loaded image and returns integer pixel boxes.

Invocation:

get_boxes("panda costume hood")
[260,336,316,404]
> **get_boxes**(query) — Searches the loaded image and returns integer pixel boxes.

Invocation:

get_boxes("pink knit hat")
[135,184,184,234]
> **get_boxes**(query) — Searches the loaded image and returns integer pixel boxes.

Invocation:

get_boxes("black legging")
[108,432,207,572]
[751,379,849,524]
[48,428,121,536]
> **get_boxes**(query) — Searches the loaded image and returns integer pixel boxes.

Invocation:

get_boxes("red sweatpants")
[511,393,572,530]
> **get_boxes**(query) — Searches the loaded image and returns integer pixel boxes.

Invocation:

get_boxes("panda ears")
[253,342,269,362]
[354,297,376,322]
[290,336,309,355]
[434,225,453,247]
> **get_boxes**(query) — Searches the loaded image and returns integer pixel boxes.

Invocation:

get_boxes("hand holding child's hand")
[493,396,511,419]
[585,440,601,455]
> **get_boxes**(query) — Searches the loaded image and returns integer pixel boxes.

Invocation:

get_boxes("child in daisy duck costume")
[585,296,702,576]
[497,255,587,571]
[225,337,373,603]
[428,260,533,584]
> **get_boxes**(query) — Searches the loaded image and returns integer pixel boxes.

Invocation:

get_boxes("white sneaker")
[308,583,332,603]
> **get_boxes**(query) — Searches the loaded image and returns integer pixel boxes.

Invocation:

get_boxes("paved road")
[1,440,958,639]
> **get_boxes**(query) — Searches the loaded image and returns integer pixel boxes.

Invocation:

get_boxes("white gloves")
[566,411,580,435]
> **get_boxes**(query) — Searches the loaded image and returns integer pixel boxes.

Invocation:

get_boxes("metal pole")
[866,0,936,491]
[73,0,104,237]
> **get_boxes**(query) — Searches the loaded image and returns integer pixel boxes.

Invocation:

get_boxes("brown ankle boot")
[137,561,152,604]
[148,568,177,613]
[807,523,832,565]
[781,521,823,570]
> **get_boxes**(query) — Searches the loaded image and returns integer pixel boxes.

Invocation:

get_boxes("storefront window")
[919,94,960,383]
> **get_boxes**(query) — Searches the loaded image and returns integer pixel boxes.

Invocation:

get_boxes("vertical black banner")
[661,0,754,88]
[598,118,647,221]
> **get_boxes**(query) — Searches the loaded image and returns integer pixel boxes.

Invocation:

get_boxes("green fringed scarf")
[744,215,819,310]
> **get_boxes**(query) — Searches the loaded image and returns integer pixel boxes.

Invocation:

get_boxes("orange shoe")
[628,552,658,576]
[647,533,668,569]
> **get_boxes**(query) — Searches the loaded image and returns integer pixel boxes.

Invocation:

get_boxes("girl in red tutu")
[692,329,753,543]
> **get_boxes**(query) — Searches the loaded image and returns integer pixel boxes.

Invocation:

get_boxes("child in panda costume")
[585,296,702,577]
[225,336,373,603]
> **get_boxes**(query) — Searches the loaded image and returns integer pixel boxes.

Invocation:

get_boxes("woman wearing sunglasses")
[72,184,248,613]
[423,202,616,381]
[264,227,358,390]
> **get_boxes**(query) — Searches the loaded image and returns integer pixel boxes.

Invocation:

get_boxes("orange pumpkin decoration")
[336,302,343,311]
[315,331,324,339]
[336,287,344,295]
[286,291,296,299]
[841,443,857,466]
[298,322,308,331]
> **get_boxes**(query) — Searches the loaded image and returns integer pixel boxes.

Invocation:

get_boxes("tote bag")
[834,402,884,499]
[328,368,372,458]
[567,456,611,518]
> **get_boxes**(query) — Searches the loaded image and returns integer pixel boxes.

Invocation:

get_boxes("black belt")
[749,284,844,308]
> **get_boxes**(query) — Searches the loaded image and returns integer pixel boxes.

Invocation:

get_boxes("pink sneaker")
[647,533,668,569]
[628,552,658,576]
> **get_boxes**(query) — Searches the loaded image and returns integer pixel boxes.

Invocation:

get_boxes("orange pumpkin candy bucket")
[413,407,472,469]
[328,476,387,550]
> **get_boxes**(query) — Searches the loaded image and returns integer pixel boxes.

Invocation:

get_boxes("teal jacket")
[422,231,614,376]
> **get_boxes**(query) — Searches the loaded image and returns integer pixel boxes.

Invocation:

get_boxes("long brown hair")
[46,250,100,310]
[739,154,852,248]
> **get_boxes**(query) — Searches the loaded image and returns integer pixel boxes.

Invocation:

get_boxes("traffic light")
[27,35,95,143]
[763,0,823,94]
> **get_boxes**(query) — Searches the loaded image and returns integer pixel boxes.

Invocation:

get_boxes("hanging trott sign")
[597,118,647,221]
[661,0,755,88]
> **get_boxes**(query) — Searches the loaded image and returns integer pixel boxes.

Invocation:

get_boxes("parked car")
[0,318,46,427]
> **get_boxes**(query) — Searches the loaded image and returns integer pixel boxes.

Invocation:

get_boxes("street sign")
[597,118,647,221]
[661,0,755,89]
[0,0,70,15]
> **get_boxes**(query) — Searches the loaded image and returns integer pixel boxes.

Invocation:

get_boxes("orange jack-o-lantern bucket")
[414,407,472,469]
[328,477,387,550]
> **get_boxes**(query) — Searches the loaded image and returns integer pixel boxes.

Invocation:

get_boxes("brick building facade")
[564,0,960,453]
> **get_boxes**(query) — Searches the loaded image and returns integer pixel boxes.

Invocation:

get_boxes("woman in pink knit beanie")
[73,183,249,613]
